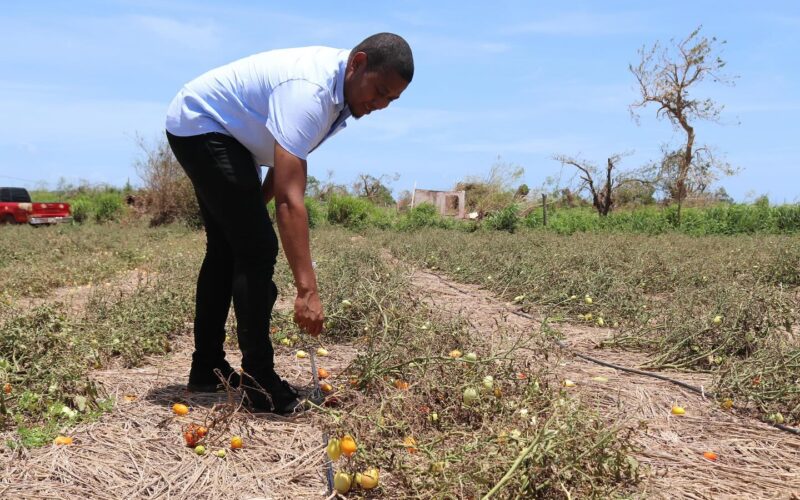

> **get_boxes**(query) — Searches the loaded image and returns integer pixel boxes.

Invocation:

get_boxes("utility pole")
[542,193,548,226]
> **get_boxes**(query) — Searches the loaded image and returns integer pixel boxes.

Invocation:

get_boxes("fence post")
[542,194,548,226]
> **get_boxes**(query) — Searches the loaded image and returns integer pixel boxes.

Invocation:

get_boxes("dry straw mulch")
[410,268,800,500]
[4,263,800,499]
[0,322,358,500]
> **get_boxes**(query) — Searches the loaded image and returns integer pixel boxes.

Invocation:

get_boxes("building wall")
[412,189,466,218]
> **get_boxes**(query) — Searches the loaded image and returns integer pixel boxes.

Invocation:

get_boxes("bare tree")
[554,153,642,216]
[317,169,348,201]
[630,26,737,223]
[642,145,734,203]
[352,172,399,206]
[456,157,525,215]
[134,135,200,227]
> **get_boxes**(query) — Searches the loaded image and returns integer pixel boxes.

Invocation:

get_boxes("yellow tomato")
[394,379,410,390]
[326,438,341,461]
[333,471,352,494]
[671,405,686,415]
[53,435,73,446]
[403,436,417,453]
[340,434,357,457]
[230,436,243,449]
[358,468,379,489]
[172,403,189,416]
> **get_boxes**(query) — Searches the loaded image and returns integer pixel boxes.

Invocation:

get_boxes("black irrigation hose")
[425,272,800,436]
[510,308,800,437]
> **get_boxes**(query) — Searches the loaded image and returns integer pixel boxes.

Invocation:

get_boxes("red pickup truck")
[0,187,73,225]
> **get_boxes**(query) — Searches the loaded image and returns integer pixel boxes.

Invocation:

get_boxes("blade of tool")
[307,258,323,401]
[322,432,335,494]
[308,258,333,493]
[309,347,322,399]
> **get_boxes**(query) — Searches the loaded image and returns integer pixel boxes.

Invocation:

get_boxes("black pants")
[167,131,279,377]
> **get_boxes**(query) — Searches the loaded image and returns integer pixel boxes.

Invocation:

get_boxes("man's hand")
[294,289,323,336]
[272,142,324,335]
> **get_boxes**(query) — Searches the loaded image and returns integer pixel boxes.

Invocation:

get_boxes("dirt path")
[0,295,356,499]
[8,268,152,317]
[409,267,800,500]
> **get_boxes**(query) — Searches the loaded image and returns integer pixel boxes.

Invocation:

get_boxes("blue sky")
[1,1,798,202]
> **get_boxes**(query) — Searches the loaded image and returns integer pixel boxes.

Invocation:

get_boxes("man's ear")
[350,51,368,71]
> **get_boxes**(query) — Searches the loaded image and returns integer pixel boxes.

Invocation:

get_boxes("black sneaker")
[270,382,326,415]
[244,373,323,415]
[187,358,241,392]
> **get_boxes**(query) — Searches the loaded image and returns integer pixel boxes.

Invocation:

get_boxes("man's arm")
[272,142,323,336]
[262,167,275,204]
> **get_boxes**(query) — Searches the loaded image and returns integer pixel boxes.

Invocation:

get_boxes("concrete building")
[411,189,466,219]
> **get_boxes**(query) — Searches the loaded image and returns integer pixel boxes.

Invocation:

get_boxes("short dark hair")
[352,33,414,83]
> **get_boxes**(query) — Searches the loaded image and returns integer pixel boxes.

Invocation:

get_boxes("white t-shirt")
[165,46,351,167]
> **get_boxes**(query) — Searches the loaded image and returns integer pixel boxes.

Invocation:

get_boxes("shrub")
[326,195,379,229]
[547,208,599,235]
[397,203,451,230]
[773,204,800,232]
[522,208,543,229]
[69,198,92,224]
[305,197,324,228]
[93,192,125,223]
[485,204,519,232]
[134,136,201,228]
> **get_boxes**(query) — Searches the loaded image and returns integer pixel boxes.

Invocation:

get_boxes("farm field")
[1,222,799,498]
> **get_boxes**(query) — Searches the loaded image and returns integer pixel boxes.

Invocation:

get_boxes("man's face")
[344,51,409,119]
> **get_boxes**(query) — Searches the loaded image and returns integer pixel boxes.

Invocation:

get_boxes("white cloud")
[389,10,446,28]
[444,136,586,155]
[130,14,222,50]
[352,107,474,141]
[521,82,635,113]
[0,92,165,145]
[506,11,651,36]
[408,33,511,57]
[725,100,800,113]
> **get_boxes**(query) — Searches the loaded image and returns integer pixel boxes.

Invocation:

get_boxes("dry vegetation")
[378,229,800,426]
[2,220,798,498]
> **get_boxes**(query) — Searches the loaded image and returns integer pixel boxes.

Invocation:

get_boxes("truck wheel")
[1,214,17,225]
